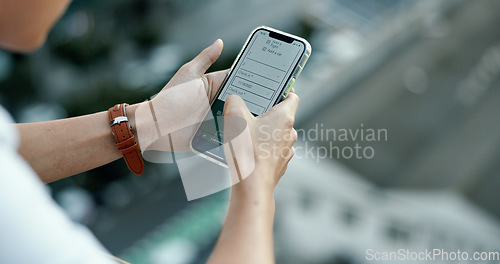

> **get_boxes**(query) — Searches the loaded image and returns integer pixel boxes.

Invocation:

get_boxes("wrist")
[108,103,144,175]
[231,165,275,203]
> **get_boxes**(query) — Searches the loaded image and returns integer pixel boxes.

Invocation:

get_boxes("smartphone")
[190,26,311,167]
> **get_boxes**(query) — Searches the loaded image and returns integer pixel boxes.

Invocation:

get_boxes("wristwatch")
[108,103,144,175]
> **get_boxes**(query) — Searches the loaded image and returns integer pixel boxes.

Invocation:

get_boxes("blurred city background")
[1,0,500,263]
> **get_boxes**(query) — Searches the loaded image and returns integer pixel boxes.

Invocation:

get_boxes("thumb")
[187,39,223,76]
[223,94,253,120]
[222,95,253,151]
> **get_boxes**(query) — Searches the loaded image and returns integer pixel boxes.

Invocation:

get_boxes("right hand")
[223,89,299,196]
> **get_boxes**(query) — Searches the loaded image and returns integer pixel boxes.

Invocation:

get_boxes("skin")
[18,40,229,183]
[2,1,299,263]
[0,0,71,52]
[207,89,298,264]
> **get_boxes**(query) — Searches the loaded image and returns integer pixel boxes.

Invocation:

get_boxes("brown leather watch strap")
[108,104,144,175]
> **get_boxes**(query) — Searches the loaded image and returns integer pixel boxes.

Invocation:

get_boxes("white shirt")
[0,106,116,264]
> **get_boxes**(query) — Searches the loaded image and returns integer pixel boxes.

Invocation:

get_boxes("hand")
[223,89,299,197]
[160,39,227,100]
[135,39,228,152]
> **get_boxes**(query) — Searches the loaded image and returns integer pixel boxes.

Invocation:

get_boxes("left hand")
[160,39,227,101]
[135,39,228,152]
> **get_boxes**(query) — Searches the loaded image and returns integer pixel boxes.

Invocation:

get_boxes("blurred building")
[274,0,500,263]
[275,151,500,264]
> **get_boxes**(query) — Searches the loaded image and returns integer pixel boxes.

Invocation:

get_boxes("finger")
[204,69,229,101]
[277,163,288,180]
[223,94,252,119]
[187,39,223,76]
[290,87,295,93]
[289,146,296,160]
[267,91,300,118]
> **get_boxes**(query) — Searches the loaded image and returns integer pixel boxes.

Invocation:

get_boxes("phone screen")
[192,28,306,163]
[217,29,305,115]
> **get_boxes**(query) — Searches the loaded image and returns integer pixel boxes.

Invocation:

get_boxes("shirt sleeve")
[0,127,117,263]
